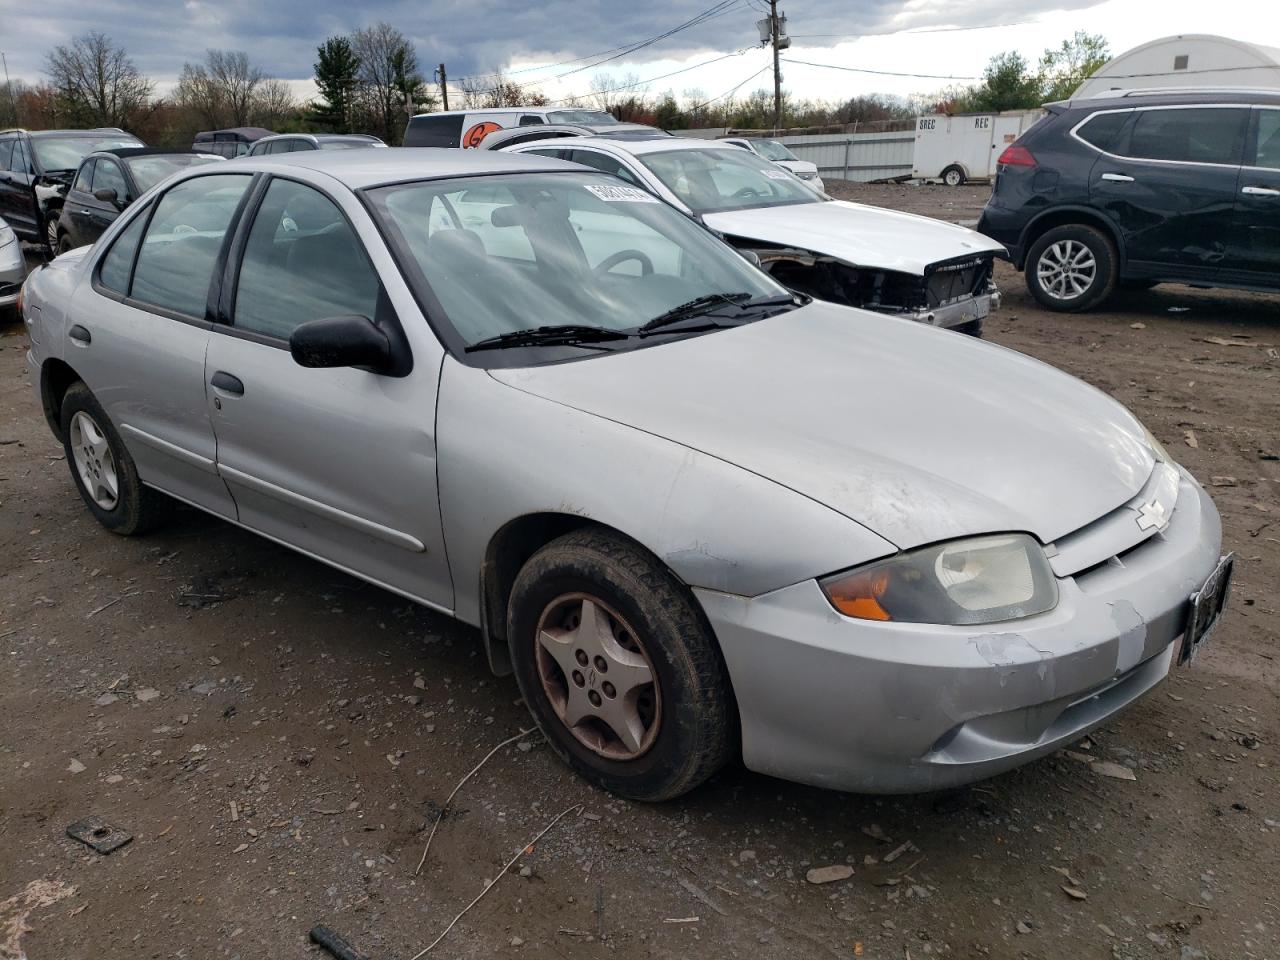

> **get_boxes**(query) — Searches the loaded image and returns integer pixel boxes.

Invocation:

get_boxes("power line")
[540,48,753,105]
[688,60,772,111]
[788,20,1037,40]
[783,56,979,81]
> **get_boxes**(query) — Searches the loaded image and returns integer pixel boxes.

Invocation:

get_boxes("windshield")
[547,110,618,124]
[33,136,141,172]
[126,154,223,192]
[639,147,821,214]
[752,139,798,162]
[366,172,786,359]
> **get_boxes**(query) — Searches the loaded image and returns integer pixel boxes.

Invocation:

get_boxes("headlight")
[0,228,16,250]
[796,171,816,180]
[820,534,1058,625]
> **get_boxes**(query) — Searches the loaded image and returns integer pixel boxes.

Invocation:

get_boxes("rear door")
[1224,105,1280,285]
[205,175,453,609]
[0,137,39,235]
[1089,105,1247,281]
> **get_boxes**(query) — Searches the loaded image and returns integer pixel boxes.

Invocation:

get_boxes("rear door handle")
[68,324,91,345]
[210,371,244,396]
[1242,185,1280,197]
[1100,173,1135,183]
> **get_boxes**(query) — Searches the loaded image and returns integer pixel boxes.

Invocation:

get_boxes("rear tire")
[1024,224,1118,312]
[941,165,966,187]
[507,528,735,801]
[59,382,171,535]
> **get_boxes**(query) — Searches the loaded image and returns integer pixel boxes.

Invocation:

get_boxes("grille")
[924,255,993,307]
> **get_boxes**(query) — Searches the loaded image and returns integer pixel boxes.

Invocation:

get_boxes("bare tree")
[253,78,297,128]
[176,49,265,129]
[588,72,643,114]
[44,31,153,128]
[352,23,428,144]
[459,69,547,109]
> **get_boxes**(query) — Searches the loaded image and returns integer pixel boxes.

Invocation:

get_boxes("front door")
[0,137,39,236]
[1224,106,1280,286]
[205,175,453,609]
[67,172,255,517]
[1090,105,1247,281]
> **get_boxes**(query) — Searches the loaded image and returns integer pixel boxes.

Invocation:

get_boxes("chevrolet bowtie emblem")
[1136,498,1169,531]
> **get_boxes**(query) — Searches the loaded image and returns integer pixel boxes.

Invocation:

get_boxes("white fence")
[775,131,915,183]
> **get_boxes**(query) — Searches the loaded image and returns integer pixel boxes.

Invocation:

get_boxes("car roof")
[219,145,583,188]
[194,127,275,142]
[411,107,612,118]
[87,147,205,161]
[1,128,140,139]
[514,135,738,156]
[1054,87,1280,111]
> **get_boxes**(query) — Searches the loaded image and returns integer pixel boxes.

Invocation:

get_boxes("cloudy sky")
[1,0,1276,105]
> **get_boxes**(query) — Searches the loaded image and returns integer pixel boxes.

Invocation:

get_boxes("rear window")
[1126,107,1248,165]
[1075,111,1130,153]
[404,114,465,148]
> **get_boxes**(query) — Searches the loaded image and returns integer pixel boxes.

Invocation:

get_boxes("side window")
[0,139,13,172]
[404,115,464,148]
[1127,108,1248,165]
[233,179,380,340]
[518,115,545,126]
[130,174,251,318]
[10,139,33,174]
[97,207,149,295]
[1075,111,1130,153]
[1253,110,1280,170]
[567,150,642,187]
[73,159,96,193]
[92,160,129,201]
[525,147,568,160]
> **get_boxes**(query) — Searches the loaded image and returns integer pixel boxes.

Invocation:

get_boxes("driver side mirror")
[289,315,392,373]
[92,187,126,209]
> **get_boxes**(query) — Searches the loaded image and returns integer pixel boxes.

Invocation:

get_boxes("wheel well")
[479,512,599,675]
[40,359,80,441]
[1019,210,1122,270]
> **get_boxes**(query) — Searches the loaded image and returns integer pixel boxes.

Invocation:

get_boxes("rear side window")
[233,179,380,339]
[131,174,252,318]
[1075,111,1130,153]
[404,114,464,148]
[1253,109,1280,169]
[1127,108,1248,165]
[97,209,148,295]
[518,115,545,126]
[0,138,13,172]
[567,149,642,186]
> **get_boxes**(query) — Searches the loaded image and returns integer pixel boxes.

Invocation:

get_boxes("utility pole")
[1,51,17,127]
[437,63,449,111]
[769,0,781,132]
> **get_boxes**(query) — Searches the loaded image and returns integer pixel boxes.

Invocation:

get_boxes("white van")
[404,107,656,149]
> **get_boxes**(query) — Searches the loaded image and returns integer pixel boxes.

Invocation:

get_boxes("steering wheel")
[593,249,654,277]
[733,186,764,199]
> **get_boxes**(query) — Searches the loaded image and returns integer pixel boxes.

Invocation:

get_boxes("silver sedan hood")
[490,302,1156,549]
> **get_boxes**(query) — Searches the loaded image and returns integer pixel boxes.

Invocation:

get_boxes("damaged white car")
[502,135,1005,335]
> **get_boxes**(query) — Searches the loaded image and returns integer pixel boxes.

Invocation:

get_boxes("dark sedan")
[57,148,223,251]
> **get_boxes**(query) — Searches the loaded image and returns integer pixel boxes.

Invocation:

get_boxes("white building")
[1074,34,1280,98]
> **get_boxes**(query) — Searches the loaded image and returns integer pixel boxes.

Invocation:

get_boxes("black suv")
[978,88,1280,311]
[0,128,143,249]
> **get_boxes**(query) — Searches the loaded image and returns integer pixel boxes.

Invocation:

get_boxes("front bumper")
[901,287,1000,330]
[0,243,26,308]
[694,470,1222,794]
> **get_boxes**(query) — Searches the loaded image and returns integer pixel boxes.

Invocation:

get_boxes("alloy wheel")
[46,217,59,251]
[534,593,661,761]
[69,411,119,510]
[1036,239,1097,301]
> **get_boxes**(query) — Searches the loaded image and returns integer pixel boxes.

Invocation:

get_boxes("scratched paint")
[1110,599,1148,674]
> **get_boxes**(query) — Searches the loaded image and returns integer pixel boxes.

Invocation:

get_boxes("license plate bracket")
[1179,553,1234,666]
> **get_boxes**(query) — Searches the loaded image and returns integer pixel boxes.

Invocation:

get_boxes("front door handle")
[1242,185,1280,197]
[1100,173,1135,183]
[210,371,244,396]
[68,324,91,345]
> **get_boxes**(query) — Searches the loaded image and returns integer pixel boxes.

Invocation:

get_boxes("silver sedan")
[20,149,1231,800]
[1,217,27,314]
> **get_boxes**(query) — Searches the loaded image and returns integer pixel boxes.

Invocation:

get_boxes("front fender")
[437,357,895,628]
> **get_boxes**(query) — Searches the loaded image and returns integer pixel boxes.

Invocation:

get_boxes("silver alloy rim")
[1036,239,1097,300]
[535,593,661,761]
[69,411,119,510]
[46,218,58,248]
[945,169,961,186]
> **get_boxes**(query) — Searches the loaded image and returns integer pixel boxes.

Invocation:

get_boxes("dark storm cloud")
[3,0,1104,83]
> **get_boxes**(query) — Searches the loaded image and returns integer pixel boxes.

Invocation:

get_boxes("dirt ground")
[1,182,1277,960]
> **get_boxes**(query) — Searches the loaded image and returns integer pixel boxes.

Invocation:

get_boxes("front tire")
[60,382,171,535]
[44,214,60,253]
[507,529,735,801]
[1024,224,1118,312]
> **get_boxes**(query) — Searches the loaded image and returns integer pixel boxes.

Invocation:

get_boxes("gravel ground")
[1,183,1277,960]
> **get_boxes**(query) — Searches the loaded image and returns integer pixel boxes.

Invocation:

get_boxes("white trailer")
[911,111,1043,186]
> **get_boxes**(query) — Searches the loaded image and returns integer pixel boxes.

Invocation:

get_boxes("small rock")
[806,864,854,885]
[67,759,86,774]
[193,681,215,696]
[136,687,160,702]
[233,843,249,853]
[1062,885,1087,901]
[413,676,426,689]
[105,774,123,784]
[1130,322,1146,329]
[1016,921,1033,935]
[517,741,533,752]
[406,695,422,706]
[861,824,888,842]
[94,693,119,707]
[509,937,524,947]
[1090,761,1137,781]
[1209,476,1238,487]
[519,865,533,878]
[739,849,757,862]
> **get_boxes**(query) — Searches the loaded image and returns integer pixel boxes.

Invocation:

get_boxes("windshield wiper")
[637,292,800,336]
[465,324,632,353]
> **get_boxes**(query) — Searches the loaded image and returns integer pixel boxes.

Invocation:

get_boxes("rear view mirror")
[93,187,121,207]
[289,315,392,372]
